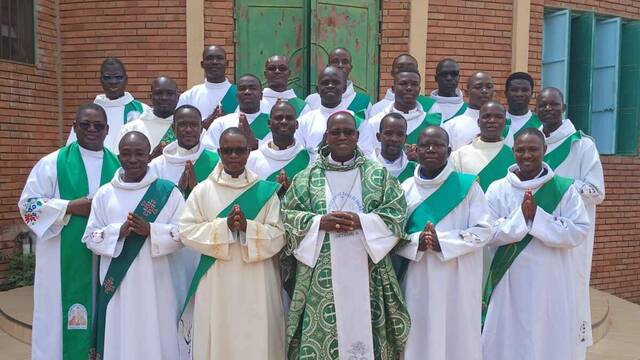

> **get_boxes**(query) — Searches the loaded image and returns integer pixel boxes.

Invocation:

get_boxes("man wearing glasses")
[119,76,180,158]
[67,57,149,153]
[19,104,120,360]
[429,58,467,122]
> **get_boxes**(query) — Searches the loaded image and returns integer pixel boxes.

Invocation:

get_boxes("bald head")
[327,111,357,129]
[119,131,151,154]
[419,126,449,146]
[328,47,353,78]
[318,66,347,108]
[478,101,507,142]
[118,131,151,182]
[151,76,179,118]
[202,45,227,83]
[264,54,290,92]
[467,72,494,109]
[417,126,451,173]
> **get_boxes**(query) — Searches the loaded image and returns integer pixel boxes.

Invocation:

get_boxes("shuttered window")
[0,0,35,64]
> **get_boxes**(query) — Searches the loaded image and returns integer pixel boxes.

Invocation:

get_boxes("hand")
[178,160,198,193]
[203,105,223,130]
[150,142,164,159]
[420,222,441,252]
[319,212,358,233]
[237,113,259,151]
[66,198,92,217]
[334,211,361,230]
[276,170,290,196]
[127,213,150,237]
[405,144,418,161]
[226,205,247,232]
[521,189,537,222]
[118,222,131,240]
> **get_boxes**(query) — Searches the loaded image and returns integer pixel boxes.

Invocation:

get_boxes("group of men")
[19,44,605,360]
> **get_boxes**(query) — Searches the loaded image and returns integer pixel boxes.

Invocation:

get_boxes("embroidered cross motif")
[347,341,368,360]
[141,199,158,217]
[103,277,116,295]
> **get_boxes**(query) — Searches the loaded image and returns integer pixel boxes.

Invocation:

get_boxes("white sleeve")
[358,213,399,264]
[486,185,530,247]
[529,185,589,249]
[82,189,125,258]
[574,140,605,206]
[149,188,186,257]
[396,231,423,262]
[293,215,325,268]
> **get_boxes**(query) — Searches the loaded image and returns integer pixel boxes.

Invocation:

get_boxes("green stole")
[266,150,311,182]
[93,179,176,359]
[220,84,238,115]
[544,131,582,170]
[287,97,306,116]
[193,149,220,183]
[476,145,515,192]
[396,160,418,183]
[481,175,574,328]
[502,113,541,139]
[417,95,438,114]
[443,103,468,122]
[347,92,371,114]
[57,142,119,360]
[396,171,476,280]
[123,99,144,124]
[179,180,280,318]
[158,127,176,147]
[248,113,272,140]
[405,111,445,145]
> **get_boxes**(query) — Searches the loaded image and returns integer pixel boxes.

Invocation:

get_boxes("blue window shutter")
[591,17,621,154]
[542,10,571,99]
[568,13,596,135]
[616,21,640,155]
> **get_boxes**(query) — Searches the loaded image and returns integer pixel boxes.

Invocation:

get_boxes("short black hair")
[435,58,459,74]
[394,69,421,80]
[100,57,126,74]
[237,73,262,87]
[514,127,545,145]
[392,53,417,66]
[75,103,107,124]
[120,130,151,153]
[379,112,406,132]
[174,104,202,120]
[327,111,356,129]
[220,126,247,143]
[505,72,534,92]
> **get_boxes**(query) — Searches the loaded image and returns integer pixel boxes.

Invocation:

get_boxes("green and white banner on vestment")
[395,171,476,279]
[266,150,311,182]
[57,142,120,360]
[417,95,438,115]
[158,127,176,147]
[396,161,418,183]
[248,113,272,140]
[347,92,371,114]
[405,112,445,145]
[286,97,306,116]
[481,175,574,329]
[220,84,238,115]
[502,113,541,139]
[179,179,281,320]
[442,103,468,123]
[193,149,220,183]
[544,131,582,170]
[477,145,515,192]
[91,179,176,359]
[123,99,144,124]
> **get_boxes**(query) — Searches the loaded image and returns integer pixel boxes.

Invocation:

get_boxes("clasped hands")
[118,213,151,240]
[319,211,362,233]
[521,189,537,222]
[226,204,248,232]
[418,221,441,252]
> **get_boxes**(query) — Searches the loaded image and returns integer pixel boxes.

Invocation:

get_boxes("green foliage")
[5,254,35,289]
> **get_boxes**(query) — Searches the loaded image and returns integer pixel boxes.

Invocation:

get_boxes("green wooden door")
[568,12,595,134]
[235,0,380,98]
[310,0,380,99]
[235,0,310,97]
[616,20,640,155]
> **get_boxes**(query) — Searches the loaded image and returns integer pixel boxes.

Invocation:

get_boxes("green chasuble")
[281,149,411,360]
[92,179,176,359]
[220,84,238,115]
[476,145,515,192]
[481,175,574,328]
[123,99,144,124]
[501,113,541,139]
[57,142,119,360]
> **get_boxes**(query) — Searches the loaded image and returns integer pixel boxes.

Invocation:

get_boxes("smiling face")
[100,62,127,100]
[478,101,506,142]
[328,48,352,79]
[377,114,407,161]
[150,77,179,119]
[264,55,290,92]
[326,112,358,161]
[173,107,202,150]
[417,127,451,172]
[467,72,494,109]
[394,71,421,110]
[513,132,546,178]
[236,75,262,113]
[118,132,151,182]
[201,46,227,83]
[268,102,298,140]
[536,88,565,131]
[218,131,250,177]
[74,107,109,151]
[317,66,347,108]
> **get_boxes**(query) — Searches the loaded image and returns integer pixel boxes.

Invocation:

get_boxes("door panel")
[542,10,571,98]
[310,0,380,98]
[235,0,309,97]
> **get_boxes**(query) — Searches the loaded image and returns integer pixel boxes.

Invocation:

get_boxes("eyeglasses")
[101,75,125,82]
[438,71,459,78]
[327,128,356,137]
[77,122,106,131]
[266,65,289,72]
[219,147,248,155]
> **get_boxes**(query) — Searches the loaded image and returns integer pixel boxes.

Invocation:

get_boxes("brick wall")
[528,1,640,303]
[204,0,235,82]
[0,0,60,281]
[379,0,411,100]
[60,0,188,134]
[424,0,513,103]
